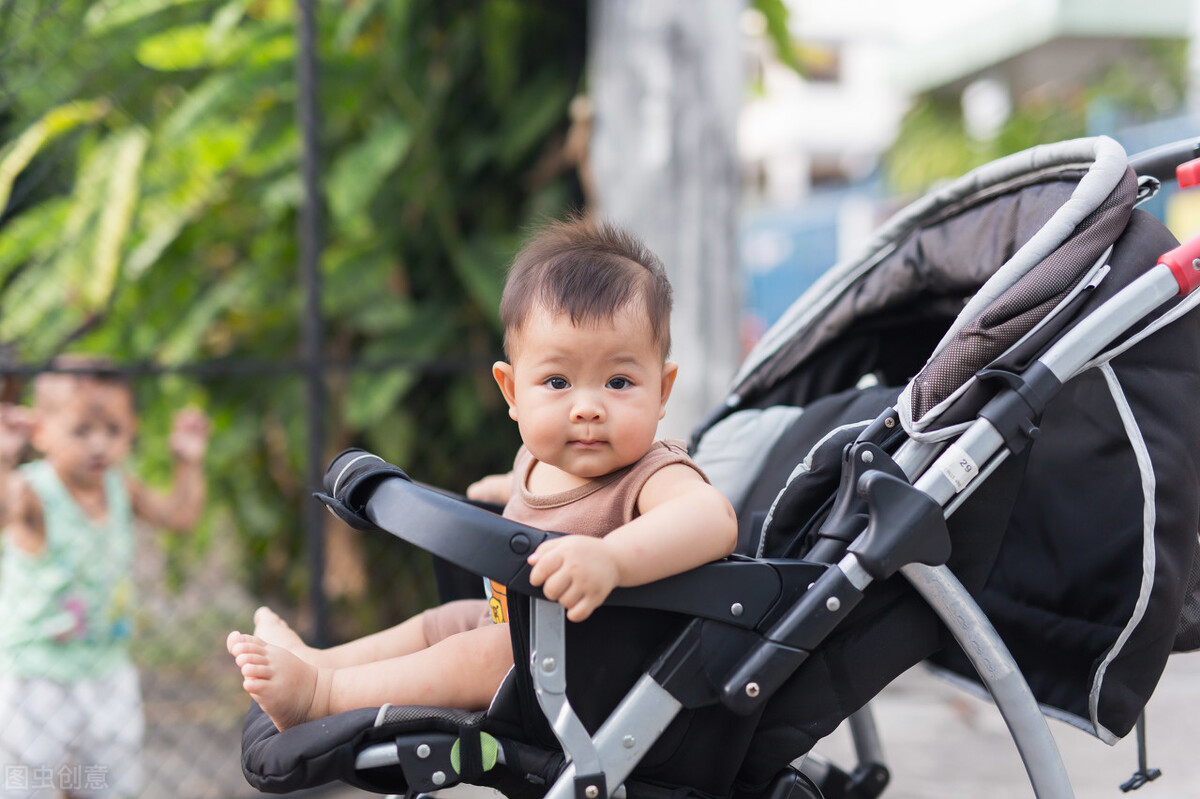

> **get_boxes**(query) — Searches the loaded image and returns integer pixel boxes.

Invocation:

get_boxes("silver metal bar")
[531,599,604,780]
[847,706,885,768]
[902,563,1074,799]
[355,741,399,770]
[838,552,872,592]
[913,419,1006,507]
[1039,264,1179,383]
[543,675,684,799]
[891,437,944,480]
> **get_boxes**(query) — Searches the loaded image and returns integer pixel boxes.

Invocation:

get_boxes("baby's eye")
[545,377,570,390]
[606,377,632,390]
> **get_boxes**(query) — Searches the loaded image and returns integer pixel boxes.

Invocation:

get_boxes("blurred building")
[738,0,1196,342]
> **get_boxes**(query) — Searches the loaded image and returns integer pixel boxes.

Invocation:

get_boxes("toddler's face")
[34,381,136,489]
[495,303,676,480]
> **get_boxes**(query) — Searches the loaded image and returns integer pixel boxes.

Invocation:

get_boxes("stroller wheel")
[748,766,825,799]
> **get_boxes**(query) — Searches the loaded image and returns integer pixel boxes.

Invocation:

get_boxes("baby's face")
[34,381,136,489]
[496,303,676,480]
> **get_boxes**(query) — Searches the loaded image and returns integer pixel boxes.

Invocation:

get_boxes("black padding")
[241,702,495,795]
[241,703,380,793]
[315,448,412,529]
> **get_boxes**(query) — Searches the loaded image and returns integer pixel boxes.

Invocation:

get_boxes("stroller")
[240,135,1200,799]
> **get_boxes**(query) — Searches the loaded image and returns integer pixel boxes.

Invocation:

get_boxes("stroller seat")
[240,135,1200,799]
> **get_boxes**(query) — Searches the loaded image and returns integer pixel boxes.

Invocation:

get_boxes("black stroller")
[240,135,1200,799]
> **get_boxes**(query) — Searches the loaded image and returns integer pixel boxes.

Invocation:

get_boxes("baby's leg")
[227,631,332,731]
[322,621,514,713]
[227,620,512,728]
[250,604,429,669]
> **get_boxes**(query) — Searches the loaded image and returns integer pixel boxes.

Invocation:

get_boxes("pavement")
[316,651,1200,799]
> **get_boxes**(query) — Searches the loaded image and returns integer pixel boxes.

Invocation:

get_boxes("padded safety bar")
[317,448,413,530]
[317,448,822,628]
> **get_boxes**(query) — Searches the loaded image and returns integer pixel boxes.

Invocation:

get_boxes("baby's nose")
[571,396,604,421]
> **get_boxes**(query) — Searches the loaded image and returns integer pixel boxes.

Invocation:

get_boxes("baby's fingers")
[565,596,600,623]
[537,567,575,603]
[527,547,563,587]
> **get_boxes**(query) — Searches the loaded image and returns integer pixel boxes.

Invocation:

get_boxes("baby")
[228,217,737,730]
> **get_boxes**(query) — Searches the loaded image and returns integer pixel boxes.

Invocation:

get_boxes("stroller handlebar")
[1159,236,1200,296]
[1128,136,1200,181]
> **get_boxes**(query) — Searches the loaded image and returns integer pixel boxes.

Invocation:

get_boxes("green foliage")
[885,38,1188,196]
[0,0,587,629]
[752,0,803,74]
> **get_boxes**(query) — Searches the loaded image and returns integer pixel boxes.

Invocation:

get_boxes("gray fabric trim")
[1087,364,1155,746]
[899,249,1113,438]
[691,406,806,509]
[757,420,871,558]
[922,662,1101,738]
[929,137,1128,357]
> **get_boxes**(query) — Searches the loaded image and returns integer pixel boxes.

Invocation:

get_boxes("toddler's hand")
[170,407,210,463]
[466,472,512,505]
[0,404,33,467]
[526,535,620,622]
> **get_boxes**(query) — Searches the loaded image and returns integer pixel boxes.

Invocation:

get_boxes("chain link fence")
[0,0,582,793]
[0,362,506,799]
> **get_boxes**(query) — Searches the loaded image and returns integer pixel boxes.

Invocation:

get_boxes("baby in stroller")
[227,215,737,730]
[238,135,1200,799]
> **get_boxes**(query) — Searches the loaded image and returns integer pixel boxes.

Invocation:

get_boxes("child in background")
[0,359,209,799]
[228,216,738,731]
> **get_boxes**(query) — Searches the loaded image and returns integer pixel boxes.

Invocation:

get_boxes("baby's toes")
[235,650,268,668]
[239,659,272,679]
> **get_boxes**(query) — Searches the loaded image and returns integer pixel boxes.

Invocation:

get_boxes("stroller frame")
[244,136,1200,799]
[334,233,1197,799]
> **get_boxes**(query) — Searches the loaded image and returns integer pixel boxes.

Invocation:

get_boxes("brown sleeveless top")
[483,440,706,623]
[502,439,706,536]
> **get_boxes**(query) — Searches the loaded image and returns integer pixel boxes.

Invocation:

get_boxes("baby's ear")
[492,362,518,421]
[658,362,679,419]
[27,411,49,454]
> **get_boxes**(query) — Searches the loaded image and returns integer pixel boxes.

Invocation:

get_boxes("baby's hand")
[466,472,512,506]
[169,407,210,463]
[526,535,620,622]
[0,404,33,467]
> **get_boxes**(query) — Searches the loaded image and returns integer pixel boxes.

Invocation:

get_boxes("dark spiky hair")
[500,216,672,359]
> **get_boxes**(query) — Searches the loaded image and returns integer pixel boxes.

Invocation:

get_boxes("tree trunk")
[589,0,744,441]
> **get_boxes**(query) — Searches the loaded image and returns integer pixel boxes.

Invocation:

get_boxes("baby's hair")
[500,215,672,360]
[32,355,131,412]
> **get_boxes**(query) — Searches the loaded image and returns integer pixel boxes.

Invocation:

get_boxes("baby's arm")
[128,407,209,531]
[526,464,737,621]
[0,404,44,554]
[466,471,513,506]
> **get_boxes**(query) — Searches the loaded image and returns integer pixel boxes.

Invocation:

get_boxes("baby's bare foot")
[252,606,316,660]
[227,631,329,731]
